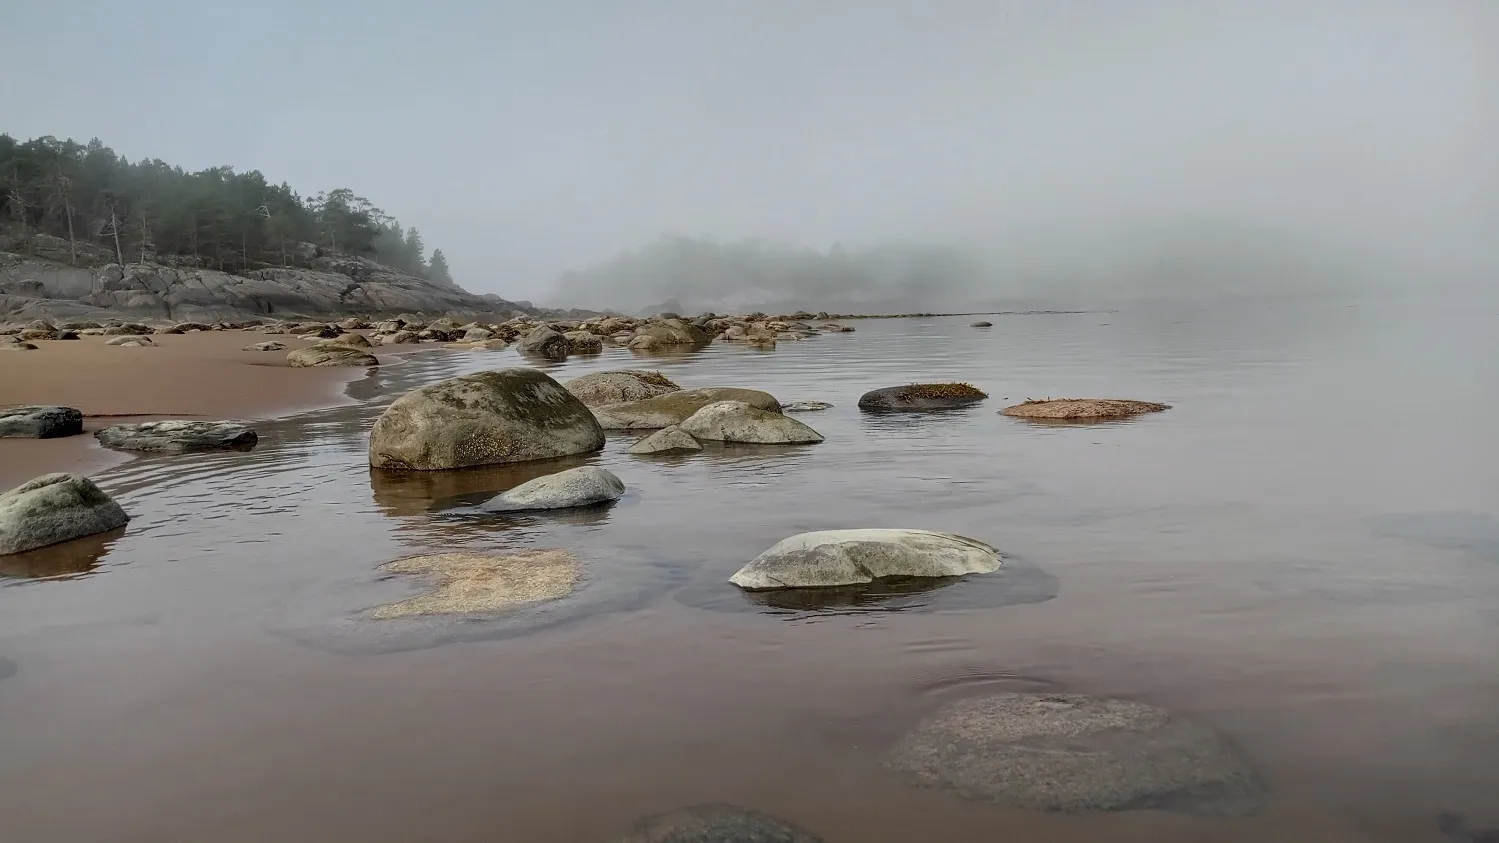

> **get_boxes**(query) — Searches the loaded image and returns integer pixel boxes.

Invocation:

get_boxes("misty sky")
[2,0,1495,300]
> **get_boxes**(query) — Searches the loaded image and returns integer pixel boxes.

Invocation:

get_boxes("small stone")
[481,466,625,512]
[628,425,702,455]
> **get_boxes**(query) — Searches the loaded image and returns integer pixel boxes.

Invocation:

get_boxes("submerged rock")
[592,388,781,431]
[1001,398,1171,420]
[481,466,625,513]
[287,345,379,367]
[730,529,1000,590]
[679,401,824,445]
[628,425,702,455]
[369,368,604,470]
[516,326,570,361]
[608,803,824,843]
[0,473,131,556]
[0,405,83,439]
[368,550,580,618]
[244,340,287,352]
[885,692,1263,817]
[95,420,258,453]
[782,401,833,412]
[565,370,682,407]
[858,383,988,412]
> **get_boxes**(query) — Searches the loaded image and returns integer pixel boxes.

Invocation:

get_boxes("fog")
[2,1,1495,310]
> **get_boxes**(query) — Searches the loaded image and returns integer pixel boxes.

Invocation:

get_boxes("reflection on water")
[0,527,126,580]
[1,297,1498,842]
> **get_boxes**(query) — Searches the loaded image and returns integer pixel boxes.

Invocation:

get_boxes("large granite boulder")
[0,405,83,439]
[563,330,604,354]
[287,345,379,367]
[516,326,569,361]
[369,368,605,470]
[0,473,130,555]
[564,370,682,407]
[632,319,710,346]
[607,804,824,842]
[480,466,625,512]
[592,388,781,431]
[885,692,1263,817]
[678,401,824,444]
[95,420,257,453]
[858,383,988,412]
[729,529,1000,590]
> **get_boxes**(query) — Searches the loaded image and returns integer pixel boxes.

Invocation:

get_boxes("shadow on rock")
[0,526,126,580]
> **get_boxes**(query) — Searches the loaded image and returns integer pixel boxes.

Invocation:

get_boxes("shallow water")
[2,295,1498,842]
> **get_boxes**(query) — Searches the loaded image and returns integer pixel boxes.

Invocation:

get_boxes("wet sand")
[0,332,369,489]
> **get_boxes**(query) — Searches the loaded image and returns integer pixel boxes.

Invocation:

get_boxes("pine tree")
[428,248,453,285]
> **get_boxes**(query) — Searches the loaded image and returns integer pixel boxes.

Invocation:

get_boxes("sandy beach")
[0,332,376,489]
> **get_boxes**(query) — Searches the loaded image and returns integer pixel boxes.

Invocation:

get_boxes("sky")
[2,0,1495,302]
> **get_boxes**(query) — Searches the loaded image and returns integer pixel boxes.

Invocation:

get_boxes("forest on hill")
[0,133,453,285]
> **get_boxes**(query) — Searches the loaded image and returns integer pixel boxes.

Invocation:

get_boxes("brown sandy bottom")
[0,331,442,489]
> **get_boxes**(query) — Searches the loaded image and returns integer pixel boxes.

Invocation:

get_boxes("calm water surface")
[2,296,1498,842]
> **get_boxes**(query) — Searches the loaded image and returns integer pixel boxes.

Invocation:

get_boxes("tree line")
[0,133,453,285]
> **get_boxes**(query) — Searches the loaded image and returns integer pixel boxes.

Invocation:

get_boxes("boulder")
[679,401,824,445]
[1000,398,1171,420]
[461,327,494,342]
[628,425,702,455]
[368,550,579,618]
[632,319,710,346]
[857,383,988,412]
[884,692,1263,817]
[104,334,155,347]
[970,320,993,328]
[729,529,1000,590]
[783,401,833,412]
[244,341,286,352]
[607,804,824,843]
[95,420,257,453]
[286,345,379,368]
[592,388,781,431]
[0,473,130,556]
[0,405,83,439]
[369,368,605,470]
[564,370,681,407]
[0,337,38,351]
[822,323,855,333]
[516,326,569,361]
[564,330,603,354]
[381,330,420,345]
[480,466,625,513]
[319,331,372,348]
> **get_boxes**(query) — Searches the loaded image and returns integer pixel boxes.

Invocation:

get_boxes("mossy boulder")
[591,387,781,431]
[564,370,682,407]
[632,319,710,346]
[369,368,604,470]
[857,382,988,412]
[0,473,130,556]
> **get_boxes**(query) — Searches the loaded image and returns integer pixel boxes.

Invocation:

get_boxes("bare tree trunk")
[110,218,124,265]
[65,203,76,265]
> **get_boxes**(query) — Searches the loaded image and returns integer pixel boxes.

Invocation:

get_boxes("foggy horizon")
[3,0,1494,309]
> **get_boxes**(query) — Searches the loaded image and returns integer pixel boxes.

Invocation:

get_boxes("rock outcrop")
[480,466,625,513]
[591,388,781,431]
[95,420,257,453]
[0,473,130,555]
[678,401,824,444]
[729,529,1001,590]
[369,368,605,470]
[0,405,83,439]
[564,370,681,407]
[885,692,1263,817]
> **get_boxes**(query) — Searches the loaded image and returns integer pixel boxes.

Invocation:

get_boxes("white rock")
[729,529,1000,590]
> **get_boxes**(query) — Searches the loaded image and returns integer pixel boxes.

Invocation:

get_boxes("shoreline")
[0,333,436,490]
